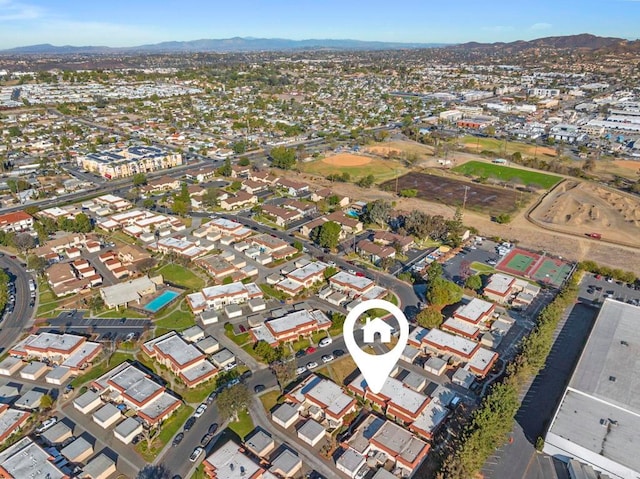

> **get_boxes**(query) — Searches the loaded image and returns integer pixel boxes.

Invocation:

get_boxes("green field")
[454,161,561,189]
[461,136,558,158]
[155,263,205,291]
[301,156,407,183]
[505,253,536,274]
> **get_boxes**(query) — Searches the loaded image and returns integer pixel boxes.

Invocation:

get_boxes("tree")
[203,187,219,208]
[13,232,35,252]
[229,181,242,192]
[312,221,341,250]
[171,199,189,217]
[74,213,93,233]
[238,157,250,166]
[217,384,252,422]
[323,266,338,279]
[143,198,155,209]
[293,240,303,252]
[495,213,512,224]
[270,146,297,169]
[140,426,159,451]
[357,174,375,188]
[232,141,247,154]
[217,158,232,177]
[136,464,171,479]
[465,274,483,291]
[39,393,54,410]
[132,173,147,186]
[27,255,46,274]
[416,307,444,329]
[426,261,443,284]
[254,340,282,363]
[427,277,463,307]
[459,260,472,281]
[363,199,392,228]
[273,359,297,392]
[399,189,418,198]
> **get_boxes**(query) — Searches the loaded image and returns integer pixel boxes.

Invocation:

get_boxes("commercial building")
[544,300,640,479]
[76,145,182,179]
[99,275,160,309]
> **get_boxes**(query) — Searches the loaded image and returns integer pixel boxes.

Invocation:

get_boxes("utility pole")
[395,169,399,195]
[462,185,470,212]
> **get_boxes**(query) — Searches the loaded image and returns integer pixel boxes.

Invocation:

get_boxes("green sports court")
[531,257,574,288]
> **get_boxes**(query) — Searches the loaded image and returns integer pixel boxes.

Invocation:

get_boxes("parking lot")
[579,272,640,306]
[44,312,151,341]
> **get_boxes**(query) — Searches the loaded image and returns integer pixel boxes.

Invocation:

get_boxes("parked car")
[318,337,332,347]
[184,417,196,431]
[223,362,237,372]
[321,354,334,363]
[295,350,306,359]
[172,432,184,447]
[333,349,345,357]
[36,417,58,434]
[296,366,307,375]
[194,404,207,418]
[206,392,216,404]
[254,384,266,393]
[240,370,252,381]
[208,423,219,435]
[201,433,214,447]
[306,346,316,354]
[189,447,204,462]
[306,361,318,369]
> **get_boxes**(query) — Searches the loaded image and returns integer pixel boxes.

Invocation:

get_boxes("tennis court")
[497,249,541,277]
[532,258,573,288]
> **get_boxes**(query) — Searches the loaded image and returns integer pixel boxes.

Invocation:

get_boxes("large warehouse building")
[543,299,640,479]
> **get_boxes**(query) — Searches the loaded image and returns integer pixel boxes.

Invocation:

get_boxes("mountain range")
[0,34,637,55]
[0,37,444,55]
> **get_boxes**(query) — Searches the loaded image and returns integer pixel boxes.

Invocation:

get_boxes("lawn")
[70,352,135,388]
[292,337,310,352]
[154,307,195,334]
[181,380,217,404]
[471,261,495,273]
[317,355,357,386]
[258,283,290,301]
[227,410,254,441]
[135,404,193,462]
[301,156,407,184]
[461,136,558,158]
[453,160,561,189]
[259,391,281,413]
[224,324,251,346]
[156,263,205,291]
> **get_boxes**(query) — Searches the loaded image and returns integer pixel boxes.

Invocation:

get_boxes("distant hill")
[0,37,446,55]
[448,33,640,52]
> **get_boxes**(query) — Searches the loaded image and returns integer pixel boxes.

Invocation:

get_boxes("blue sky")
[1,0,639,48]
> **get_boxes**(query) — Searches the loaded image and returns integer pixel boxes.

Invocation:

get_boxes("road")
[0,253,35,354]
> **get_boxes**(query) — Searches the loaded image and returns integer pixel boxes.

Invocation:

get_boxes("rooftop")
[330,271,374,291]
[371,420,429,465]
[454,298,494,323]
[486,273,515,295]
[145,332,203,367]
[83,453,116,479]
[0,437,65,479]
[349,374,428,416]
[204,440,262,479]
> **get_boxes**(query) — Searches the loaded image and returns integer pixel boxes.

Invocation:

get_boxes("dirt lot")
[286,170,640,275]
[380,172,520,214]
[530,180,640,247]
[322,153,372,166]
[365,140,434,158]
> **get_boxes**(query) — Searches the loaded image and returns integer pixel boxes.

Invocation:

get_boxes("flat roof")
[109,365,163,404]
[546,300,640,474]
[266,310,316,334]
[486,273,515,295]
[349,374,428,415]
[60,436,92,460]
[468,347,498,373]
[0,407,28,439]
[101,276,155,306]
[83,452,115,478]
[372,420,428,464]
[298,418,325,440]
[0,437,65,479]
[288,261,328,281]
[147,332,203,367]
[138,391,180,420]
[115,416,143,437]
[94,403,121,422]
[75,390,101,409]
[270,448,301,475]
[454,298,494,323]
[330,271,373,290]
[244,429,273,455]
[347,414,385,454]
[23,332,84,353]
[423,329,478,357]
[411,398,449,434]
[272,402,299,423]
[337,448,366,472]
[62,341,101,369]
[204,440,262,479]
[443,317,480,337]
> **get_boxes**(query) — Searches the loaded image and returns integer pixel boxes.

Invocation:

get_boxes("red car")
[355,272,365,277]
[306,346,316,354]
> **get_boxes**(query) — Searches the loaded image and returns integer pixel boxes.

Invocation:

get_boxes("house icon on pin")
[362,317,393,344]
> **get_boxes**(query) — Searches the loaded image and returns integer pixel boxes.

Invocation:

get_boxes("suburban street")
[0,253,36,354]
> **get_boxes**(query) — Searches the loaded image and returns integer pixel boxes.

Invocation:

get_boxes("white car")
[321,354,334,363]
[189,447,204,462]
[194,404,207,418]
[306,361,319,369]
[348,269,356,275]
[327,261,336,267]
[296,366,307,375]
[319,337,332,347]
[223,362,237,372]
[36,417,58,434]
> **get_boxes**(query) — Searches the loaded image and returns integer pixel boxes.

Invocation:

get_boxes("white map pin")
[343,298,409,394]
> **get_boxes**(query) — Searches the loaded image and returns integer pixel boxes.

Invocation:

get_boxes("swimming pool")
[345,209,360,218]
[144,290,180,313]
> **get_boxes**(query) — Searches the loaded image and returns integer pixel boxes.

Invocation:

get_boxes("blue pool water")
[144,290,180,312]
[345,209,359,218]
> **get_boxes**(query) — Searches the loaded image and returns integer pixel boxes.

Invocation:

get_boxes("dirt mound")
[322,154,372,166]
[531,180,640,246]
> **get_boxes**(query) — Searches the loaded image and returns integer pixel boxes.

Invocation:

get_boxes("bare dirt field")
[380,172,520,214]
[530,180,640,247]
[365,140,434,158]
[286,171,640,276]
[322,153,372,166]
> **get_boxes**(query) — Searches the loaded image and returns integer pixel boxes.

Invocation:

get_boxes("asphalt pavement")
[0,253,36,354]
